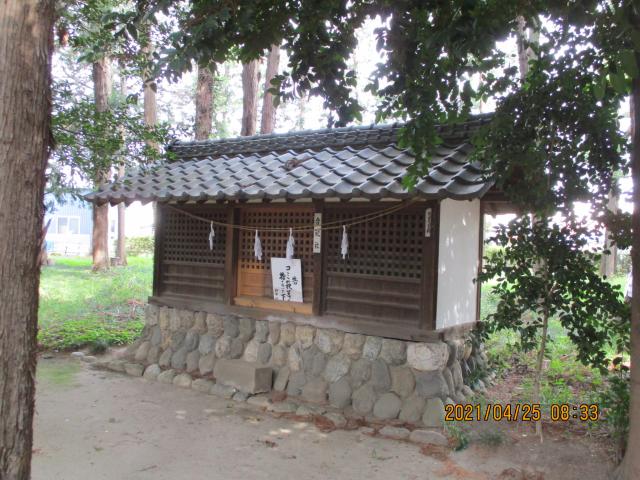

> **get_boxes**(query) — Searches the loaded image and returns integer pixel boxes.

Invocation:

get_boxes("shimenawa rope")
[164,199,418,233]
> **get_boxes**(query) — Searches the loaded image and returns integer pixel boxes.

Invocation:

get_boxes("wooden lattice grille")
[321,206,427,327]
[324,209,424,279]
[238,207,314,273]
[162,206,227,265]
[158,205,228,301]
[237,206,315,301]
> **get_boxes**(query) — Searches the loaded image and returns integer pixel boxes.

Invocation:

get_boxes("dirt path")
[32,357,611,480]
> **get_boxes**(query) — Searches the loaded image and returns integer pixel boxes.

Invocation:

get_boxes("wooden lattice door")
[323,203,433,331]
[236,205,315,310]
[158,204,227,301]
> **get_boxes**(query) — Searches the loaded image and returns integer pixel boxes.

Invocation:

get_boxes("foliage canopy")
[478,217,630,371]
[111,1,638,219]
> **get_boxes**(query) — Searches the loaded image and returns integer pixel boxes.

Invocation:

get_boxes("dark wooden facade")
[152,200,440,340]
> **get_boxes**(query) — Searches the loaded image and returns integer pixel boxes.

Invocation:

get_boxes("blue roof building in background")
[44,193,96,256]
[44,192,155,257]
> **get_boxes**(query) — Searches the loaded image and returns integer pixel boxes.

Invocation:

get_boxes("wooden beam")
[312,199,325,315]
[234,295,313,315]
[224,204,239,305]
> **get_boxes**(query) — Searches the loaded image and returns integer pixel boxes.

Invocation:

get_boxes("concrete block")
[214,359,272,394]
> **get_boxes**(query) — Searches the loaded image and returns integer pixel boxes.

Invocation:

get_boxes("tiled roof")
[88,116,494,205]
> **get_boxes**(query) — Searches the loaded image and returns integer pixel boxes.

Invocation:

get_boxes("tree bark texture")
[141,26,158,149]
[260,45,280,134]
[0,1,54,478]
[195,64,214,140]
[116,165,127,266]
[516,16,538,83]
[241,59,260,136]
[91,57,111,271]
[600,190,619,277]
[616,71,640,480]
[144,77,157,129]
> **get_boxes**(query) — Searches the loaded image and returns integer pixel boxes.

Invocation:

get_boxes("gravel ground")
[32,356,612,480]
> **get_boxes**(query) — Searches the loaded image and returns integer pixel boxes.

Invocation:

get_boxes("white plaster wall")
[436,199,481,329]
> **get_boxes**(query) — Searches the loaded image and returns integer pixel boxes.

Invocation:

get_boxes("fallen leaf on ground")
[420,444,450,462]
[434,458,488,479]
[314,415,336,433]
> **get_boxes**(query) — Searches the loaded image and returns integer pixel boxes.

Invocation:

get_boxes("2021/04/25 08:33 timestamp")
[444,403,600,422]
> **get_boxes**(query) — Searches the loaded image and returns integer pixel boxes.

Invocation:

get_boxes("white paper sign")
[313,213,322,253]
[271,258,303,303]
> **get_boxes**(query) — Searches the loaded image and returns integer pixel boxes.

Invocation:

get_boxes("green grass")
[38,256,152,350]
[37,360,81,387]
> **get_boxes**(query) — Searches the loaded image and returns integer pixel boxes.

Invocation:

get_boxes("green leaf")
[609,71,628,94]
[631,29,640,51]
[593,77,605,101]
[620,50,639,78]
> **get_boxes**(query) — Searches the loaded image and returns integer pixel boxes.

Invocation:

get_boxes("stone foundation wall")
[123,304,487,427]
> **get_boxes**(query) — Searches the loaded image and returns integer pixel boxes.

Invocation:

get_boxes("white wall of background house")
[436,199,481,329]
[45,195,154,256]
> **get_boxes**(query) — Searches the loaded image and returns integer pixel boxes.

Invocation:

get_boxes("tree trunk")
[260,45,280,134]
[144,80,157,126]
[534,307,549,442]
[614,68,640,480]
[114,76,128,267]
[241,59,260,136]
[195,64,214,140]
[143,77,157,136]
[516,16,538,82]
[296,94,307,130]
[116,165,127,266]
[39,219,52,267]
[91,57,111,271]
[141,25,158,149]
[0,1,54,478]
[600,189,619,277]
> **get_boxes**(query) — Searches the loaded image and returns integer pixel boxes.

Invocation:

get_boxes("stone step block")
[213,359,272,394]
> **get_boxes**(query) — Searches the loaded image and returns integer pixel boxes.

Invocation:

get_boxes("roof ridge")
[168,114,492,160]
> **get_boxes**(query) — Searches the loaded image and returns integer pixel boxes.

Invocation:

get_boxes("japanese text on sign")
[313,213,322,253]
[271,258,303,303]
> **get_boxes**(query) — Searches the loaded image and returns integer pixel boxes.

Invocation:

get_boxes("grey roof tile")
[88,117,494,204]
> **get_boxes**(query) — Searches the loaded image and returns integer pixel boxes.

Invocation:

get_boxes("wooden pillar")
[152,202,165,297]
[476,202,485,322]
[224,204,239,304]
[312,199,325,315]
[421,200,440,331]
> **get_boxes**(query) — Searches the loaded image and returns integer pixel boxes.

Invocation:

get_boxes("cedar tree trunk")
[600,190,619,277]
[141,26,158,149]
[241,59,260,136]
[260,45,280,134]
[116,165,127,266]
[195,64,214,140]
[144,76,157,132]
[0,1,54,478]
[91,57,111,271]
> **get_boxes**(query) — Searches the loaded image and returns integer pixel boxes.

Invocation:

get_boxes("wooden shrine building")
[89,117,499,342]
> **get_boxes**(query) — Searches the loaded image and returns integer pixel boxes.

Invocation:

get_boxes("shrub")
[599,361,630,458]
[38,317,144,351]
[126,236,154,256]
